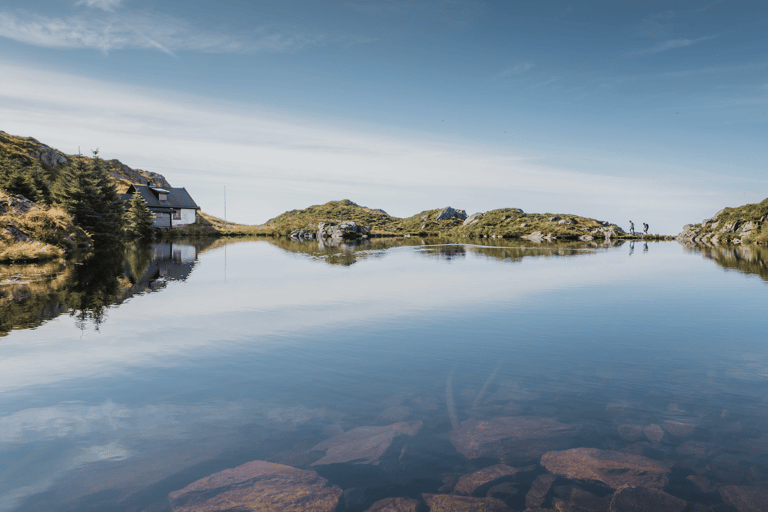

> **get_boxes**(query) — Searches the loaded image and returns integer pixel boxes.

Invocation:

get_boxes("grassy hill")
[255,199,635,241]
[0,129,171,195]
[679,198,768,245]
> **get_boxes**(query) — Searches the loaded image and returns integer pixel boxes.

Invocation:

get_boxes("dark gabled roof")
[123,184,200,211]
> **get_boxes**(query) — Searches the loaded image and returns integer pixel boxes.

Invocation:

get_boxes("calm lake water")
[1,238,767,511]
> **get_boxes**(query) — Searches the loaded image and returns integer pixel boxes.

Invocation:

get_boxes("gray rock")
[610,485,687,512]
[579,234,594,241]
[464,213,484,226]
[522,231,544,242]
[558,218,575,225]
[435,207,468,221]
[549,216,561,222]
[317,221,370,240]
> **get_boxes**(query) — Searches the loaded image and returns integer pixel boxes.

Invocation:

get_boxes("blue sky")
[0,0,766,233]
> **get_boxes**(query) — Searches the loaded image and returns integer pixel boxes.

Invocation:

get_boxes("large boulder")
[435,207,468,222]
[450,416,571,462]
[541,448,672,490]
[317,221,370,240]
[167,460,342,512]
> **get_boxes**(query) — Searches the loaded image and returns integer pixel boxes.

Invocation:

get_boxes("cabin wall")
[177,209,197,226]
[152,212,171,228]
[150,210,197,228]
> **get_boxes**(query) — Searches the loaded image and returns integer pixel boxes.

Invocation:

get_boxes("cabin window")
[158,193,168,201]
[172,209,182,220]
[154,212,164,219]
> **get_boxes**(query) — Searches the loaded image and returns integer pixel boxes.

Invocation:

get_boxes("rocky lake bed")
[1,238,768,511]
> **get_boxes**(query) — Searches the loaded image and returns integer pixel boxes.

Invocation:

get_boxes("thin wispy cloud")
[0,10,328,54]
[75,0,123,12]
[501,62,533,76]
[628,35,716,56]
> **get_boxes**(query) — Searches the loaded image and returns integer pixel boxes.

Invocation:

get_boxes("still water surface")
[1,239,767,511]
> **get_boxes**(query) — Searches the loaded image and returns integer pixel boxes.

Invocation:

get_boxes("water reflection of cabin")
[122,182,200,229]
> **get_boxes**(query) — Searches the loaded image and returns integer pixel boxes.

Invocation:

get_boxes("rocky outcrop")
[679,201,768,245]
[106,159,171,187]
[27,138,68,167]
[463,213,483,226]
[0,194,36,216]
[540,448,673,490]
[317,221,370,240]
[167,460,342,512]
[435,207,468,222]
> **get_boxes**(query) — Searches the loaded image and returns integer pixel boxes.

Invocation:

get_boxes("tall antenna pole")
[224,185,227,230]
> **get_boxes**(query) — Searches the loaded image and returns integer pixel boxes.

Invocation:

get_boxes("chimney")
[146,180,151,186]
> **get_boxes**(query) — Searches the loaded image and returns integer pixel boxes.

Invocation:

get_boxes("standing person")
[629,220,634,234]
[644,223,649,234]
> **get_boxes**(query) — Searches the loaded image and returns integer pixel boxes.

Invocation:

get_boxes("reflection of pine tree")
[55,150,125,245]
[125,192,155,239]
[65,246,126,331]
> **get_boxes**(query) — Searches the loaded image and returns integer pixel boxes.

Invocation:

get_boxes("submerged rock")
[167,460,342,512]
[643,423,664,445]
[525,473,556,508]
[609,485,687,512]
[552,485,609,512]
[453,464,521,496]
[450,416,571,461]
[422,493,510,512]
[719,485,768,512]
[541,448,672,490]
[365,496,421,511]
[311,421,422,467]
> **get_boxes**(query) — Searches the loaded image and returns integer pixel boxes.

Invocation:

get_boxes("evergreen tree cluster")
[0,147,134,246]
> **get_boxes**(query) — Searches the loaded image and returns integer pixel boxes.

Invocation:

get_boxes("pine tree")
[55,150,125,245]
[125,191,155,239]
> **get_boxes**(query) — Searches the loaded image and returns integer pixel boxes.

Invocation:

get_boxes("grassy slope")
[0,191,91,262]
[255,200,630,240]
[0,130,168,190]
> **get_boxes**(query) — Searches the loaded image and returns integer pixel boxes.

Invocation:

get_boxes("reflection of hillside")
[682,243,768,281]
[261,236,617,266]
[0,242,203,335]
